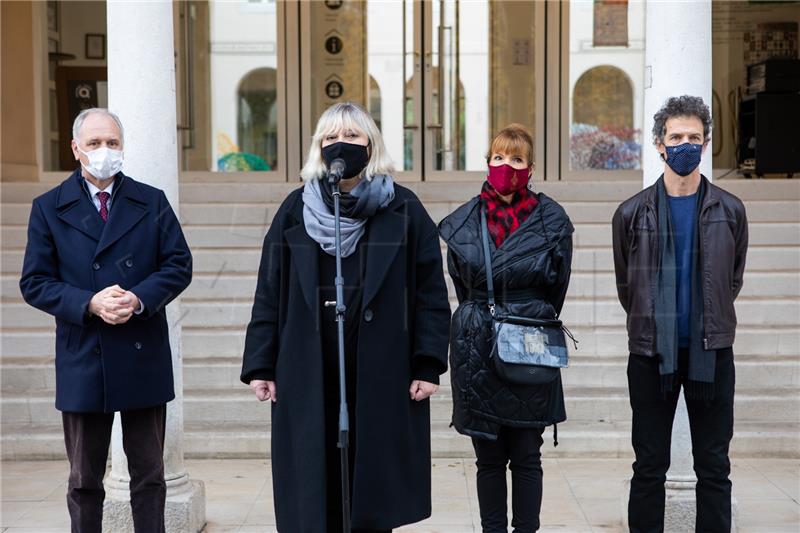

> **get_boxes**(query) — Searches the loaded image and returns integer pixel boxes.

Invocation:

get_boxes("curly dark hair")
[652,95,712,146]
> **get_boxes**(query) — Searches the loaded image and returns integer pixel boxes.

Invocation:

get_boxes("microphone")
[327,158,346,184]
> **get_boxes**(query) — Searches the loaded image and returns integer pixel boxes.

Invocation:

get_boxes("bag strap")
[480,206,496,316]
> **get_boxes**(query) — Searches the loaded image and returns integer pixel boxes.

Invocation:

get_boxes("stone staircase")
[2,179,799,459]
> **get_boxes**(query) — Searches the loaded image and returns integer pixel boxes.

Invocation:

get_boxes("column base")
[102,478,206,533]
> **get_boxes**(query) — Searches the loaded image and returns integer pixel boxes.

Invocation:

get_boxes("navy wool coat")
[240,185,451,532]
[19,170,192,413]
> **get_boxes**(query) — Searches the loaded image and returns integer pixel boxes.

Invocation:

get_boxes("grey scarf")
[302,175,395,257]
[654,176,716,399]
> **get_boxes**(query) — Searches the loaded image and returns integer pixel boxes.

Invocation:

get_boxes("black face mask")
[321,141,369,181]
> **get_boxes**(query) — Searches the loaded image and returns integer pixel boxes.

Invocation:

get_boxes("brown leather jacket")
[612,176,748,356]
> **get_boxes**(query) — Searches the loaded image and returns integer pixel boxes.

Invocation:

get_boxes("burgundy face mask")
[487,164,530,195]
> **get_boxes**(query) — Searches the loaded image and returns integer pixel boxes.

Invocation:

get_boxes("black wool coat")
[19,171,192,413]
[241,184,451,532]
[439,193,573,440]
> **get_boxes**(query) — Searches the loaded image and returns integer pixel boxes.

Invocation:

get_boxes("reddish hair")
[486,123,534,166]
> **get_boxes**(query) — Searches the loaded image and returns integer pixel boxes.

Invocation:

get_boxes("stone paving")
[1,458,797,532]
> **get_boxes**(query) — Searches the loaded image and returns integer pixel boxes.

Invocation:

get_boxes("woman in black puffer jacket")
[439,124,573,533]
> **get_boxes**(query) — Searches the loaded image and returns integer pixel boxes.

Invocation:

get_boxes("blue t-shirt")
[668,192,698,347]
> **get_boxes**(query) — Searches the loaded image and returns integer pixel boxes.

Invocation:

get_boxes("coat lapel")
[94,174,148,258]
[362,203,407,307]
[56,171,104,242]
[285,222,320,313]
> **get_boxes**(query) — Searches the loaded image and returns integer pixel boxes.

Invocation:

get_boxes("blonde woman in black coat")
[241,102,451,533]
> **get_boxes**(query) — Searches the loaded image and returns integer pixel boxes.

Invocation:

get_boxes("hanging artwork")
[744,21,798,66]
[593,0,628,47]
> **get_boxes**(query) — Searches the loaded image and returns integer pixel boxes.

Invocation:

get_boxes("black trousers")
[627,348,735,533]
[472,426,545,533]
[62,404,167,533]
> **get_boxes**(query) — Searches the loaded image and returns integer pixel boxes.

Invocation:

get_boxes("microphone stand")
[325,172,351,533]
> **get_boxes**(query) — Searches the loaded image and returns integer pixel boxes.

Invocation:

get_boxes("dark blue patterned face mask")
[664,142,702,176]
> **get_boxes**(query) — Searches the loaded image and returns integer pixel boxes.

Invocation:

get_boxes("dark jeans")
[472,426,545,533]
[62,404,167,533]
[627,348,735,533]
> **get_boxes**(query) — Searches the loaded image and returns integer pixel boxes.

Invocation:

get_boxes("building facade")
[2,0,799,465]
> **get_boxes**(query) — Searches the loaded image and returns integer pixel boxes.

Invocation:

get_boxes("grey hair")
[72,108,125,143]
[300,102,394,181]
[652,95,712,146]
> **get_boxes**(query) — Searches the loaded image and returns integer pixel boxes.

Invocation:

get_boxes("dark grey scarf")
[654,176,716,399]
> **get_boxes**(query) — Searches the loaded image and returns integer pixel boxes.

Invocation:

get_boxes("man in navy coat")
[19,108,192,533]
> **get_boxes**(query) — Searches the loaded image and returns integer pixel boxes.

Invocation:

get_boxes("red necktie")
[97,191,110,222]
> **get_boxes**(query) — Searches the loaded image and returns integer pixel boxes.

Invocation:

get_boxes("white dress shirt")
[84,178,115,213]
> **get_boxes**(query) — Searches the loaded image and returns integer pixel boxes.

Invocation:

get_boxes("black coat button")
[125,259,133,268]
[134,342,142,350]
[364,308,374,322]
[94,346,101,355]
[92,262,100,270]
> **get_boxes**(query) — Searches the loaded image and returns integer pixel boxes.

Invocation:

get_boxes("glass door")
[300,0,422,181]
[423,0,545,181]
[298,0,545,182]
[176,0,287,181]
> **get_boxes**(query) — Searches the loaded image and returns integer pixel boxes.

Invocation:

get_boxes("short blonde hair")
[486,123,534,166]
[300,102,394,181]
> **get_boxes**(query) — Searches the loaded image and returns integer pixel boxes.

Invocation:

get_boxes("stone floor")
[1,458,797,532]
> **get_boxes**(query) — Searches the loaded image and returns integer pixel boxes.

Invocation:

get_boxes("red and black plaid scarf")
[480,181,539,248]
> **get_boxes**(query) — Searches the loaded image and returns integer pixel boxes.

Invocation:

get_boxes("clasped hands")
[250,379,438,403]
[89,284,140,325]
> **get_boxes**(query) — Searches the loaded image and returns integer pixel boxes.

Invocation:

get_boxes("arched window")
[233,68,277,171]
[571,65,640,170]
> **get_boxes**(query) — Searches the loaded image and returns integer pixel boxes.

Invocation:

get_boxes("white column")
[643,0,712,187]
[640,2,736,530]
[102,2,205,532]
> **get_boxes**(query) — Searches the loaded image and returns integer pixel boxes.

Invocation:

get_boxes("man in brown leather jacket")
[612,96,748,533]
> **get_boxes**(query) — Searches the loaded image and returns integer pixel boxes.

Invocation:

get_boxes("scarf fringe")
[659,374,715,401]
[685,379,715,401]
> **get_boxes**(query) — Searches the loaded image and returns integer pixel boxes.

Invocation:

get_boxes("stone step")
[5,178,797,204]
[180,419,800,459]
[179,199,800,226]
[5,297,797,330]
[4,358,797,431]
[5,244,799,277]
[4,353,798,395]
[4,325,798,360]
[5,269,797,303]
[2,419,797,460]
[4,199,796,226]
[12,386,793,428]
[5,219,800,250]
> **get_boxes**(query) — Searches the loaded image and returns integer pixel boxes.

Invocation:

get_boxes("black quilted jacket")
[438,193,574,440]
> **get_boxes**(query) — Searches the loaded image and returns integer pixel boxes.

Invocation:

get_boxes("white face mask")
[78,146,124,181]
